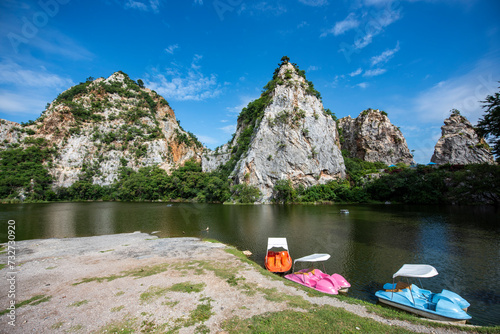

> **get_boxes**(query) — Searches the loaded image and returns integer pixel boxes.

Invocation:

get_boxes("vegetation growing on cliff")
[476,83,500,161]
[218,56,324,179]
[0,138,55,201]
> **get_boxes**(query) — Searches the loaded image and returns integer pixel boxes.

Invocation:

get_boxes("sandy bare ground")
[0,233,476,333]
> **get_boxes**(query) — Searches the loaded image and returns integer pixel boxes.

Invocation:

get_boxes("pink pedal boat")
[284,253,350,295]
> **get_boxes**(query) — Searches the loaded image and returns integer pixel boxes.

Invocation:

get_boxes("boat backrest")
[396,281,410,290]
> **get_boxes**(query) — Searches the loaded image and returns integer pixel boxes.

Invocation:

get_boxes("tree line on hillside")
[1,144,499,206]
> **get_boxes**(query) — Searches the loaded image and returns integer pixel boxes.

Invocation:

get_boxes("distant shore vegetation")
[1,143,498,206]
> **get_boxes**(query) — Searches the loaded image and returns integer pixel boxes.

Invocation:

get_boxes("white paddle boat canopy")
[266,237,289,251]
[292,253,331,273]
[393,264,439,279]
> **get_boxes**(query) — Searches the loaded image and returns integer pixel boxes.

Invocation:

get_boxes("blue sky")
[1,0,499,163]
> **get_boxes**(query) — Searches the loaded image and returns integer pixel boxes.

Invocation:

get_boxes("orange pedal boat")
[265,237,292,273]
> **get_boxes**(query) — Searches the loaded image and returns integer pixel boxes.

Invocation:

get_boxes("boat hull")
[375,286,471,323]
[285,269,350,295]
[265,250,292,273]
[377,297,468,324]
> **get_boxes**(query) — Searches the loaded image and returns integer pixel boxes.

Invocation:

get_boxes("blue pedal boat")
[375,264,471,323]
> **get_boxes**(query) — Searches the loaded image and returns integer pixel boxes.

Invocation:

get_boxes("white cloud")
[352,5,401,49]
[307,65,320,72]
[357,82,369,89]
[240,2,287,16]
[363,68,386,77]
[353,33,373,49]
[125,1,148,11]
[349,68,362,77]
[146,55,221,101]
[0,61,74,88]
[193,0,203,5]
[226,95,258,114]
[371,41,400,66]
[191,54,203,70]
[219,124,236,134]
[165,44,179,55]
[125,0,161,13]
[297,21,309,28]
[26,28,94,61]
[197,134,218,145]
[321,13,359,37]
[298,0,328,6]
[0,91,48,116]
[412,73,498,124]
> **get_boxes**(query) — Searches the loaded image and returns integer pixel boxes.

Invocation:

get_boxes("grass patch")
[257,287,311,309]
[139,319,167,333]
[194,323,210,334]
[183,297,214,328]
[227,275,245,286]
[73,274,123,285]
[169,282,205,293]
[31,295,52,305]
[97,316,136,334]
[140,282,205,304]
[99,249,114,253]
[73,263,171,285]
[68,300,89,307]
[162,300,180,307]
[223,304,416,333]
[0,295,50,315]
[140,286,170,303]
[68,324,84,332]
[51,321,64,329]
[115,291,125,296]
[45,266,57,270]
[0,264,6,270]
[111,305,125,312]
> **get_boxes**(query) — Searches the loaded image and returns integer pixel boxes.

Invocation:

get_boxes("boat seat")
[425,302,437,311]
[385,281,410,292]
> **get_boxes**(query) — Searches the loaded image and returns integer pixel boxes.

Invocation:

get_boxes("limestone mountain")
[0,72,203,188]
[203,59,346,202]
[338,109,414,165]
[431,112,495,165]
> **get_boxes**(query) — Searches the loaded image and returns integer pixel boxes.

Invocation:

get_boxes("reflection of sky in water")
[0,202,498,326]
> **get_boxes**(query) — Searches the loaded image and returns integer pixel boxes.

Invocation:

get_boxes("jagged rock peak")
[202,57,345,202]
[338,108,414,165]
[0,71,203,188]
[431,111,495,165]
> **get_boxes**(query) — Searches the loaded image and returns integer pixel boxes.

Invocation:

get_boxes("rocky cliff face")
[0,72,203,188]
[203,60,346,202]
[338,109,414,165]
[0,120,28,149]
[431,113,494,165]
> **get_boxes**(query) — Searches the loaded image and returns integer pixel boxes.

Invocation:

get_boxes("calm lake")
[1,202,499,326]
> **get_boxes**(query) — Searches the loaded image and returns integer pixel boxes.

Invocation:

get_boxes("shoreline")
[0,233,491,333]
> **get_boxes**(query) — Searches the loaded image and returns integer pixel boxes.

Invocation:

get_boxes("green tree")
[476,82,500,159]
[137,79,145,88]
[272,179,296,204]
[0,144,54,200]
[231,183,261,203]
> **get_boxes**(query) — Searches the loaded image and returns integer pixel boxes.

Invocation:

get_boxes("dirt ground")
[0,233,475,333]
